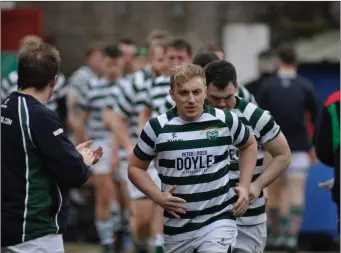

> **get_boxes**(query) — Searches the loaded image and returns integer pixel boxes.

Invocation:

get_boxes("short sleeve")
[226,110,250,148]
[133,118,159,161]
[256,110,281,144]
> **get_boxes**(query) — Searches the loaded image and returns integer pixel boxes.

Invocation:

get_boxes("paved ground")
[64,243,339,253]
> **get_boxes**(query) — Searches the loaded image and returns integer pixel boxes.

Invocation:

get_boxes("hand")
[263,187,269,206]
[76,140,92,151]
[249,183,262,204]
[80,148,95,166]
[318,178,334,190]
[92,145,103,165]
[156,185,188,218]
[233,185,249,217]
[76,140,103,165]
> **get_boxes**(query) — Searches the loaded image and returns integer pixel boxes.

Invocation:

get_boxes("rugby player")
[204,60,291,253]
[129,63,258,253]
[75,45,124,253]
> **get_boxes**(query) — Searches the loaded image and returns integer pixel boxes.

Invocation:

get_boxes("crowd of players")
[2,30,334,253]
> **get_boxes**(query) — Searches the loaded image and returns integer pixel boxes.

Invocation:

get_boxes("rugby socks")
[267,207,281,244]
[287,206,303,247]
[154,233,164,253]
[122,208,131,233]
[95,219,114,246]
[111,202,121,234]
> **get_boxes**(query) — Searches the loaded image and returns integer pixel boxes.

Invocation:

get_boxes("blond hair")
[19,35,43,50]
[170,63,205,88]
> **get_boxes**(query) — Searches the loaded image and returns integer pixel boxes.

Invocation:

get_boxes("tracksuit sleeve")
[31,110,89,187]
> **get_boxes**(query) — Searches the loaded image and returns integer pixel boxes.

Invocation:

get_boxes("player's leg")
[113,159,132,252]
[266,174,287,249]
[283,152,310,252]
[233,223,267,253]
[131,198,155,252]
[196,225,237,253]
[92,142,115,252]
[149,170,164,253]
[151,205,164,253]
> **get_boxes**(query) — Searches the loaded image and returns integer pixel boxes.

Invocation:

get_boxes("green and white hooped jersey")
[134,104,250,241]
[114,67,152,141]
[229,96,280,225]
[145,75,171,117]
[237,85,257,105]
[78,77,115,140]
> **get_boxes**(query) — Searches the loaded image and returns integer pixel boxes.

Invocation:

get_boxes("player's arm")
[73,108,89,145]
[66,74,85,131]
[110,86,135,152]
[129,119,187,218]
[1,78,10,101]
[227,111,258,216]
[139,105,152,135]
[250,111,291,202]
[73,84,90,145]
[31,110,90,187]
[138,81,153,134]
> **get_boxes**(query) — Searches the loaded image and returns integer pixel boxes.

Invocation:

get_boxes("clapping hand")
[76,140,103,166]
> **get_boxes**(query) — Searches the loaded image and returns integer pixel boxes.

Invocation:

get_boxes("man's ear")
[169,88,174,101]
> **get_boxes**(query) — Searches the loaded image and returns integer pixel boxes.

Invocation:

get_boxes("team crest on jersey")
[200,127,221,140]
[206,129,219,140]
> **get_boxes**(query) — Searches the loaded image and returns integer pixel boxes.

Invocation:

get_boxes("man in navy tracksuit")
[257,44,320,252]
[1,43,102,252]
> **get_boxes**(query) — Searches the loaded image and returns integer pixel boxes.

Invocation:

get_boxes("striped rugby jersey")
[1,71,67,112]
[67,66,99,97]
[145,75,171,117]
[229,96,280,225]
[114,67,152,141]
[237,85,257,105]
[134,104,251,241]
[78,77,117,140]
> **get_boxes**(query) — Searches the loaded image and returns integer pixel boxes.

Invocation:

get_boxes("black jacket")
[314,90,340,204]
[257,73,320,151]
[1,92,89,247]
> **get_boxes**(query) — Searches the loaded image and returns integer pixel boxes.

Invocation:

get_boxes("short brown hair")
[147,30,172,45]
[85,42,104,58]
[277,43,297,65]
[19,34,43,50]
[198,42,224,54]
[170,63,205,88]
[164,38,192,56]
[18,43,61,91]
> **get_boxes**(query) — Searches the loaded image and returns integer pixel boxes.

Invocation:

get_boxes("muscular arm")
[253,132,291,190]
[112,112,135,150]
[73,109,89,145]
[238,134,258,189]
[128,153,161,202]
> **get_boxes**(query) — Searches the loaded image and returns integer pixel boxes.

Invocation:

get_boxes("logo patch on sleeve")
[53,128,64,136]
